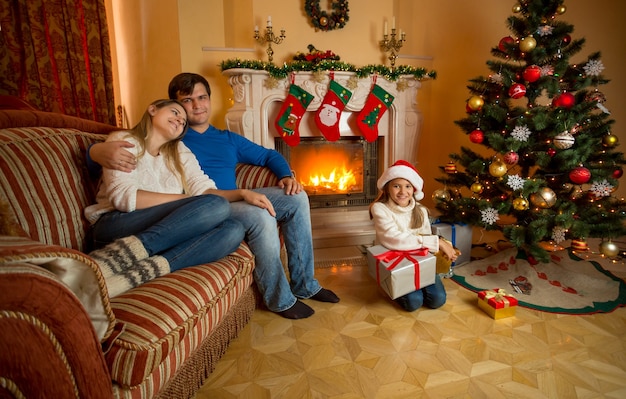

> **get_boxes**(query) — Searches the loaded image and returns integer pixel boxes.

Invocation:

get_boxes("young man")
[89,73,339,319]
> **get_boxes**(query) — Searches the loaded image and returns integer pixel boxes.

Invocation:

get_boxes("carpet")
[451,247,626,314]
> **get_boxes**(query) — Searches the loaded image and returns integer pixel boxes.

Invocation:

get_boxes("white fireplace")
[222,68,424,247]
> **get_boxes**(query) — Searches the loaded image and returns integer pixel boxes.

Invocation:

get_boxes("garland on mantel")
[220,59,437,82]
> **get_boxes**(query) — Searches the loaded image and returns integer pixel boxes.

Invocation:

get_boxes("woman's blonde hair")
[369,179,426,228]
[125,99,190,193]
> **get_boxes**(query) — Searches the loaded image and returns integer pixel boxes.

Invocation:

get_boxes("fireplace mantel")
[222,68,423,166]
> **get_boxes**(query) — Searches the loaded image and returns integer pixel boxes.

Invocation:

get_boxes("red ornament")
[522,65,541,82]
[569,166,591,185]
[562,34,571,45]
[469,129,484,144]
[498,36,515,52]
[503,150,519,165]
[547,148,556,157]
[553,92,576,108]
[445,161,457,174]
[613,168,623,179]
[509,83,526,99]
[571,239,588,251]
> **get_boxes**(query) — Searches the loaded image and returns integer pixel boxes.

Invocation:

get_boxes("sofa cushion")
[104,243,255,388]
[0,235,115,342]
[0,126,106,252]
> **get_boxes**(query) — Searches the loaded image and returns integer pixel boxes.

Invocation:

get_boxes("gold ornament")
[602,134,619,148]
[512,4,522,13]
[489,160,508,178]
[319,16,328,26]
[467,96,484,111]
[556,5,567,15]
[530,187,557,208]
[471,182,484,194]
[519,36,537,52]
[553,131,575,149]
[599,240,619,257]
[512,197,529,211]
[432,189,451,203]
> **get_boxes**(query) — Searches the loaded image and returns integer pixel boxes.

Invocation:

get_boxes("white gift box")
[366,245,437,299]
[431,222,473,266]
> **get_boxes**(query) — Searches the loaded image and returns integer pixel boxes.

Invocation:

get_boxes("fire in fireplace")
[275,137,382,208]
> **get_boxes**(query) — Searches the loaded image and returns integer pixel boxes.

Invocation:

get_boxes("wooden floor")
[194,248,626,399]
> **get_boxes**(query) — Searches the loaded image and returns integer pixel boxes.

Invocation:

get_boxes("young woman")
[85,99,245,297]
[369,160,459,311]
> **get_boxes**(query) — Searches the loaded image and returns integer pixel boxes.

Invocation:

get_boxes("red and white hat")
[377,160,424,200]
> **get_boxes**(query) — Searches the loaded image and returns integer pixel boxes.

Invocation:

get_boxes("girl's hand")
[439,238,460,262]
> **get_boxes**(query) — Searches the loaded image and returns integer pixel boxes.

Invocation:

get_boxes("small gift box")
[366,245,436,299]
[431,221,473,266]
[477,288,518,319]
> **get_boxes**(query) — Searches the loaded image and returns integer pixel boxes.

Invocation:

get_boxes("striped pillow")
[0,127,106,252]
[235,163,279,188]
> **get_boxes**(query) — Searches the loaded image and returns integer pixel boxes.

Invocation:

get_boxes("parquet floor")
[194,247,626,399]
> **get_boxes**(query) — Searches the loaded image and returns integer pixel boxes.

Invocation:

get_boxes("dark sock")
[277,300,314,319]
[310,288,340,303]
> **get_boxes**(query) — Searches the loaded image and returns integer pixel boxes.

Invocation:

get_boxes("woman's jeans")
[92,194,244,271]
[394,274,447,312]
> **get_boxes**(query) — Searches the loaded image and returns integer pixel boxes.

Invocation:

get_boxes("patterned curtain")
[0,0,116,125]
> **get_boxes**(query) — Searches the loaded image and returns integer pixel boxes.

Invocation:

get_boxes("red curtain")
[0,0,116,125]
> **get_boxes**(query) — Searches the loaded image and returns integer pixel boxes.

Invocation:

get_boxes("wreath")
[304,0,349,31]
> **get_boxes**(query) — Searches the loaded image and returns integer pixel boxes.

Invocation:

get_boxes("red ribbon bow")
[374,248,429,291]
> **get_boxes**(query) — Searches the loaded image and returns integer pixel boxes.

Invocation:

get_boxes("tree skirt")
[451,247,626,314]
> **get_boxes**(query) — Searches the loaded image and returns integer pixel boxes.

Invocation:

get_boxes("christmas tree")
[434,0,626,262]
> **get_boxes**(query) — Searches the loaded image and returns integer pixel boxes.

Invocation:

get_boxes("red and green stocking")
[315,79,352,141]
[275,83,314,146]
[356,84,395,142]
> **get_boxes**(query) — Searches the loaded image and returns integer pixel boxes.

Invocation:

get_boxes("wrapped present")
[431,221,473,266]
[477,288,518,319]
[366,245,436,299]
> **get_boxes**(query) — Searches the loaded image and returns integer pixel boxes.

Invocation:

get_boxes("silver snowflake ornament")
[540,65,554,76]
[583,60,605,76]
[506,174,526,191]
[511,125,532,142]
[590,179,613,197]
[490,73,503,84]
[480,208,500,225]
[537,25,554,36]
[551,227,566,244]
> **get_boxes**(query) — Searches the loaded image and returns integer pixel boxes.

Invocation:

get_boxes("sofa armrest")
[235,163,280,189]
[0,235,115,342]
[0,263,113,398]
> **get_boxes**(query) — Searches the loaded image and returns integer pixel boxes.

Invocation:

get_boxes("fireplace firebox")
[275,137,382,208]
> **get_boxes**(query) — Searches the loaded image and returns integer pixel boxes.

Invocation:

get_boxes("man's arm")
[88,141,137,173]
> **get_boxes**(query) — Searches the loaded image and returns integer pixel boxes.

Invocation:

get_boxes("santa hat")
[377,160,424,200]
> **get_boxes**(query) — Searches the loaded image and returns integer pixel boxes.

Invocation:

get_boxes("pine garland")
[220,58,437,82]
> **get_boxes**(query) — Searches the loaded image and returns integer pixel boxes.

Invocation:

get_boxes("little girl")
[369,160,459,311]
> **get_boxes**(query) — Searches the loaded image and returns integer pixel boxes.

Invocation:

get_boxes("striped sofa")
[0,109,279,398]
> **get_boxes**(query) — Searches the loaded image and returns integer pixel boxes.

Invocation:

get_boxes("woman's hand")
[241,189,276,217]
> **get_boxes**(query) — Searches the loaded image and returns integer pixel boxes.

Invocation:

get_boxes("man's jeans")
[230,187,322,312]
[92,194,244,271]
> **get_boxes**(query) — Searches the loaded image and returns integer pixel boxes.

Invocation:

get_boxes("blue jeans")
[91,194,245,271]
[394,275,447,312]
[230,187,322,312]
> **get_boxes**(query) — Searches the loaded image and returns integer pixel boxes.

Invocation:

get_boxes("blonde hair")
[124,99,190,193]
[369,180,426,228]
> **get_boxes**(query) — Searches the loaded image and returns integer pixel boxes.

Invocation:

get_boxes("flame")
[306,166,356,192]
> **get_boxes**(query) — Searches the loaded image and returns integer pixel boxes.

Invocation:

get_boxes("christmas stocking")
[356,84,395,142]
[275,83,314,146]
[315,79,352,141]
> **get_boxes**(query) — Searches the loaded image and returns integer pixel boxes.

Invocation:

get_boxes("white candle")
[384,21,388,36]
[267,15,272,27]
[254,25,259,32]
[392,16,396,30]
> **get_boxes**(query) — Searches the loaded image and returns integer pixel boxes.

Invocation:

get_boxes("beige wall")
[108,0,626,203]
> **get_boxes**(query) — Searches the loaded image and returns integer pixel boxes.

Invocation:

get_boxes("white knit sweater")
[370,198,439,253]
[85,131,217,224]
